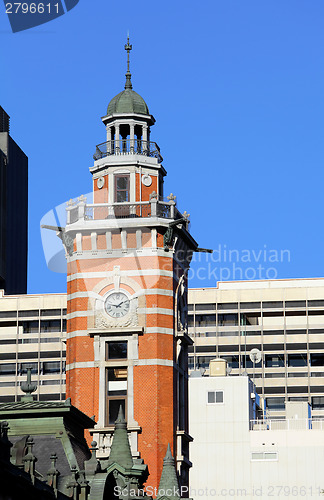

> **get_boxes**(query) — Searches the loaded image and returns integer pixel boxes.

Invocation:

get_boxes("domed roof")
[107,89,149,116]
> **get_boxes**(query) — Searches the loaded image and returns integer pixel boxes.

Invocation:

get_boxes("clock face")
[105,292,130,318]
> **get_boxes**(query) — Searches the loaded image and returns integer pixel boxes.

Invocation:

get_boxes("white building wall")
[189,375,324,499]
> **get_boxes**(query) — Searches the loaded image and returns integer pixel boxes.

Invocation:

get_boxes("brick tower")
[65,38,197,491]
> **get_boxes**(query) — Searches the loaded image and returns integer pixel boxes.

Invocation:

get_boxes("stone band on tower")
[64,39,197,491]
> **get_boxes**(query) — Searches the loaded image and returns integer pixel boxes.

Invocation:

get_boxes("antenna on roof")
[124,34,133,90]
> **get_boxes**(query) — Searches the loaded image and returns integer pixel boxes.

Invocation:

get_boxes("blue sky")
[1,0,324,293]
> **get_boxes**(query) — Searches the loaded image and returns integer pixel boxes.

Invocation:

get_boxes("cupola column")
[130,123,135,153]
[115,123,120,152]
[143,124,148,149]
[106,125,112,153]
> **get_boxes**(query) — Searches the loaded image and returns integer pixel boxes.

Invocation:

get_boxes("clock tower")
[64,39,197,491]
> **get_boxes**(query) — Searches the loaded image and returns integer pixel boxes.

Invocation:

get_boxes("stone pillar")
[142,124,148,152]
[106,126,112,153]
[115,124,120,152]
[130,123,135,153]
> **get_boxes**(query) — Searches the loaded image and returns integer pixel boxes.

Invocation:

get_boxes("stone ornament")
[97,177,105,189]
[142,174,152,187]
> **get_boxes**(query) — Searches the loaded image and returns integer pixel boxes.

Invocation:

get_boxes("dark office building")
[0,107,28,294]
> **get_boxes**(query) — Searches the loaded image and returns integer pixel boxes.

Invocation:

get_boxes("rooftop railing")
[66,196,185,225]
[93,139,163,163]
[250,418,324,431]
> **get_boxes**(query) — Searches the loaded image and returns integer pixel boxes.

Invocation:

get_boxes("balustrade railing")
[66,199,184,224]
[93,139,163,163]
[250,418,324,431]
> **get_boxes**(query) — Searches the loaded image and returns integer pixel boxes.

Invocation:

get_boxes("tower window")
[106,341,127,360]
[106,367,127,425]
[115,175,130,203]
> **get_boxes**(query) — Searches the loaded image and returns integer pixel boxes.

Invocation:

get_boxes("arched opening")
[103,472,119,500]
[134,124,143,153]
[120,124,130,153]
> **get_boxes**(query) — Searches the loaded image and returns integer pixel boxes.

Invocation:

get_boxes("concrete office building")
[188,278,324,417]
[0,106,28,295]
[189,369,324,499]
[0,290,66,403]
[2,277,324,418]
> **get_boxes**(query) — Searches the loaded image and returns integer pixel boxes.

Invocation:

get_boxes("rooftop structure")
[189,369,324,499]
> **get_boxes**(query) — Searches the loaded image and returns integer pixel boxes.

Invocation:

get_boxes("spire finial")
[124,34,133,90]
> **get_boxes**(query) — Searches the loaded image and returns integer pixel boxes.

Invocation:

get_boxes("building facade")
[0,291,66,403]
[188,278,324,416]
[61,40,196,491]
[0,107,28,295]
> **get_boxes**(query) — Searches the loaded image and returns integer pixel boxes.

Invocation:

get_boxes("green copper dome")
[107,89,149,116]
[107,37,150,117]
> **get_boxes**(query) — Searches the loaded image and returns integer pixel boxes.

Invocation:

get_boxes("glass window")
[242,355,262,369]
[0,363,16,375]
[262,301,283,308]
[108,399,126,425]
[40,320,61,333]
[106,342,127,360]
[197,356,214,369]
[263,344,284,351]
[308,300,324,307]
[40,351,61,359]
[218,313,238,326]
[287,354,307,367]
[218,331,239,337]
[196,314,216,327]
[107,367,127,382]
[0,381,15,387]
[187,315,194,327]
[286,329,306,335]
[266,397,285,410]
[22,321,39,334]
[42,361,61,374]
[18,310,39,317]
[265,354,285,368]
[285,300,306,308]
[18,352,38,359]
[310,353,324,367]
[39,394,61,401]
[312,397,324,409]
[40,309,61,317]
[217,303,238,310]
[240,302,261,309]
[241,312,261,326]
[196,346,216,353]
[207,391,223,404]
[115,175,130,203]
[0,311,17,318]
[196,303,216,311]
